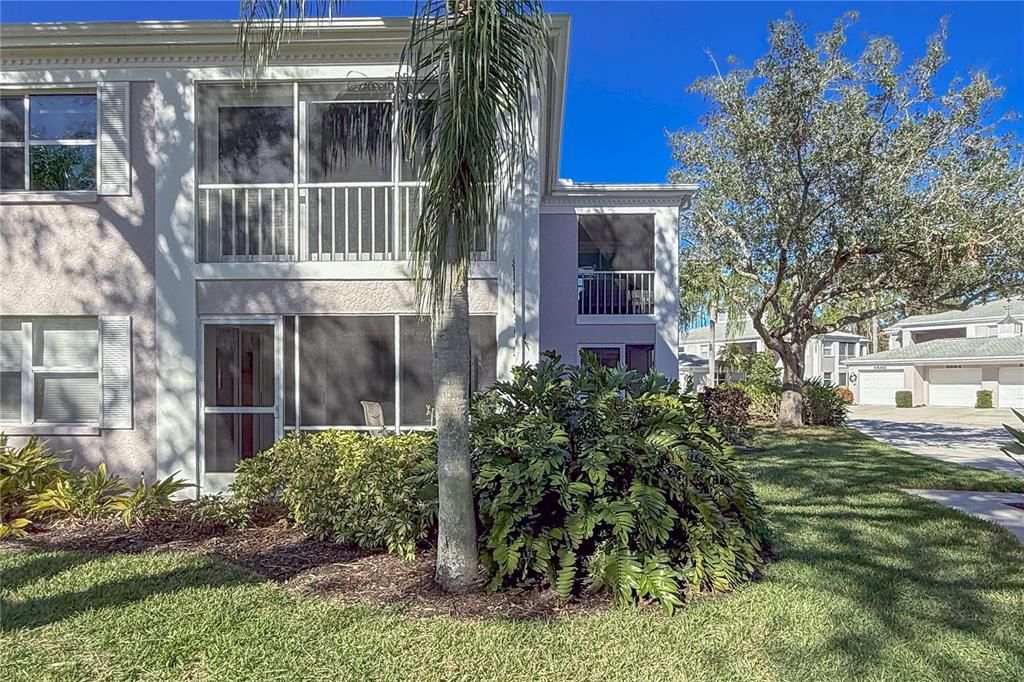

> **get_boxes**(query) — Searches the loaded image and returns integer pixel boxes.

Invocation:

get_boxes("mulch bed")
[4,514,612,620]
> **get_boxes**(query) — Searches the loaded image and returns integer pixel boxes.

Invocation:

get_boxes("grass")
[2,427,1023,682]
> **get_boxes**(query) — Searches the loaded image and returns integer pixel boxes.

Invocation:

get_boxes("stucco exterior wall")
[197,278,499,316]
[538,212,660,367]
[0,83,157,479]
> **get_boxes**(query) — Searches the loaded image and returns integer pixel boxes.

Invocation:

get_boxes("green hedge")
[895,390,913,408]
[976,390,994,409]
[228,431,437,558]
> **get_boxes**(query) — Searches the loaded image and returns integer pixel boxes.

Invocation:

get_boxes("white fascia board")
[541,183,697,211]
[844,355,1024,367]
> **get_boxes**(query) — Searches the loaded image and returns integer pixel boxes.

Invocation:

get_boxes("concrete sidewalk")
[904,489,1024,544]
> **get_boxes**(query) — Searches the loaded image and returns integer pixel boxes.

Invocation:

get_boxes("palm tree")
[239,0,548,592]
[716,343,747,381]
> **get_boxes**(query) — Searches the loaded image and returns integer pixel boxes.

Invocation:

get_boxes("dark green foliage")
[801,378,849,426]
[228,431,437,558]
[470,353,770,612]
[1001,408,1024,473]
[975,390,993,409]
[895,390,913,408]
[697,385,753,444]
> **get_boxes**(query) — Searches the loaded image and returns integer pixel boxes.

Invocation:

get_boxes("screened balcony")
[195,81,494,263]
[577,214,655,316]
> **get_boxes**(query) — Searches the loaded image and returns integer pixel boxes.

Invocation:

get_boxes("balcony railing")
[577,270,655,316]
[197,182,494,263]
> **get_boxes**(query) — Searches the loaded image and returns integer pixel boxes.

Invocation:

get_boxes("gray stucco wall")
[196,278,499,316]
[0,83,157,480]
[538,212,657,364]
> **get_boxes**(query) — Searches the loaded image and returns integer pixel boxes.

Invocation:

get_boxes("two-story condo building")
[844,298,1024,407]
[678,315,868,388]
[0,17,689,493]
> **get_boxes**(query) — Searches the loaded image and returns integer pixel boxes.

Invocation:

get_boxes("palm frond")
[402,0,549,311]
[238,0,344,80]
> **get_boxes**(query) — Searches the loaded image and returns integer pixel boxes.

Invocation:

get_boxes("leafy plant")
[895,391,913,408]
[802,378,848,426]
[697,385,753,444]
[27,463,130,520]
[228,431,437,558]
[1001,409,1024,473]
[111,475,192,527]
[976,390,994,409]
[0,435,69,538]
[728,382,780,424]
[470,353,770,612]
[836,387,854,404]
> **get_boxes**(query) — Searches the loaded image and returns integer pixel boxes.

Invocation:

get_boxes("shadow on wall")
[0,80,167,479]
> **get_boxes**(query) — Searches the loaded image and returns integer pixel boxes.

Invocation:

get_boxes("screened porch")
[200,314,497,476]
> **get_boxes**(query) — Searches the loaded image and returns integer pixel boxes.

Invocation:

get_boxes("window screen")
[299,316,396,426]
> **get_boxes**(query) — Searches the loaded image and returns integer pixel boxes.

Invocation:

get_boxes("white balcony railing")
[577,270,655,316]
[197,182,494,263]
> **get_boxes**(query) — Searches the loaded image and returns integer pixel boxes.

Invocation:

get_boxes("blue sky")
[2,1,1021,183]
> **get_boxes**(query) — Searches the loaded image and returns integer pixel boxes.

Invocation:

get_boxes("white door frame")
[197,315,284,495]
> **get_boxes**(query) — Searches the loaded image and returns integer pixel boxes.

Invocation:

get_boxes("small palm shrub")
[802,378,848,426]
[227,431,437,558]
[976,390,994,409]
[697,385,752,444]
[0,436,68,538]
[29,463,130,520]
[836,387,854,404]
[470,353,770,612]
[1001,409,1024,473]
[895,390,913,408]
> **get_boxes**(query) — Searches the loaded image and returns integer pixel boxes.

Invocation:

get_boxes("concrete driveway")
[848,405,1023,479]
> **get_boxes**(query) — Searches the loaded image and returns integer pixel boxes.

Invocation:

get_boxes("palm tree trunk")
[432,225,478,592]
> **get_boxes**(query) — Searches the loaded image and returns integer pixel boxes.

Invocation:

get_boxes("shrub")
[1001,408,1024,473]
[697,385,752,444]
[110,475,192,527]
[728,381,779,424]
[802,378,848,426]
[836,387,854,404]
[976,390,993,409]
[470,353,770,612]
[228,430,437,558]
[744,351,781,389]
[0,436,68,538]
[895,390,913,408]
[28,463,130,521]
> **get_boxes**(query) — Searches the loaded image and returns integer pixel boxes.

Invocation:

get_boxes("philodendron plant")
[1002,409,1024,473]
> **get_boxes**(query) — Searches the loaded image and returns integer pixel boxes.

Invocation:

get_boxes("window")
[579,344,655,373]
[823,372,833,384]
[823,343,835,357]
[838,372,848,387]
[0,92,97,191]
[699,344,710,359]
[839,342,855,357]
[1,317,100,425]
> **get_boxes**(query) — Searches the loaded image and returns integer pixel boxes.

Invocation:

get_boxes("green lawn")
[2,428,1023,681]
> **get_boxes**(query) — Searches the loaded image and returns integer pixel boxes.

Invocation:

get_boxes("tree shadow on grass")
[746,428,1024,680]
[1,554,264,632]
[0,550,98,594]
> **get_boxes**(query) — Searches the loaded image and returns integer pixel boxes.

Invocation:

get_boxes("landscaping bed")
[8,518,610,620]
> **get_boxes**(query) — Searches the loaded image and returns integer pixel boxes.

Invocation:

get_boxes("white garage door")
[999,367,1024,408]
[858,370,905,405]
[928,368,982,407]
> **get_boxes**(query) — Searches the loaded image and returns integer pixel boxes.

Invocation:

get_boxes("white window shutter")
[98,82,131,196]
[100,316,133,429]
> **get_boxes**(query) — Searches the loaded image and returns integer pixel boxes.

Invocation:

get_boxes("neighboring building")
[844,298,1024,407]
[678,315,868,388]
[0,17,689,494]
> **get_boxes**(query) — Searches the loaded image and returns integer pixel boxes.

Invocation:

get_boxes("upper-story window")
[838,341,856,356]
[195,81,469,264]
[823,342,835,357]
[0,92,97,192]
